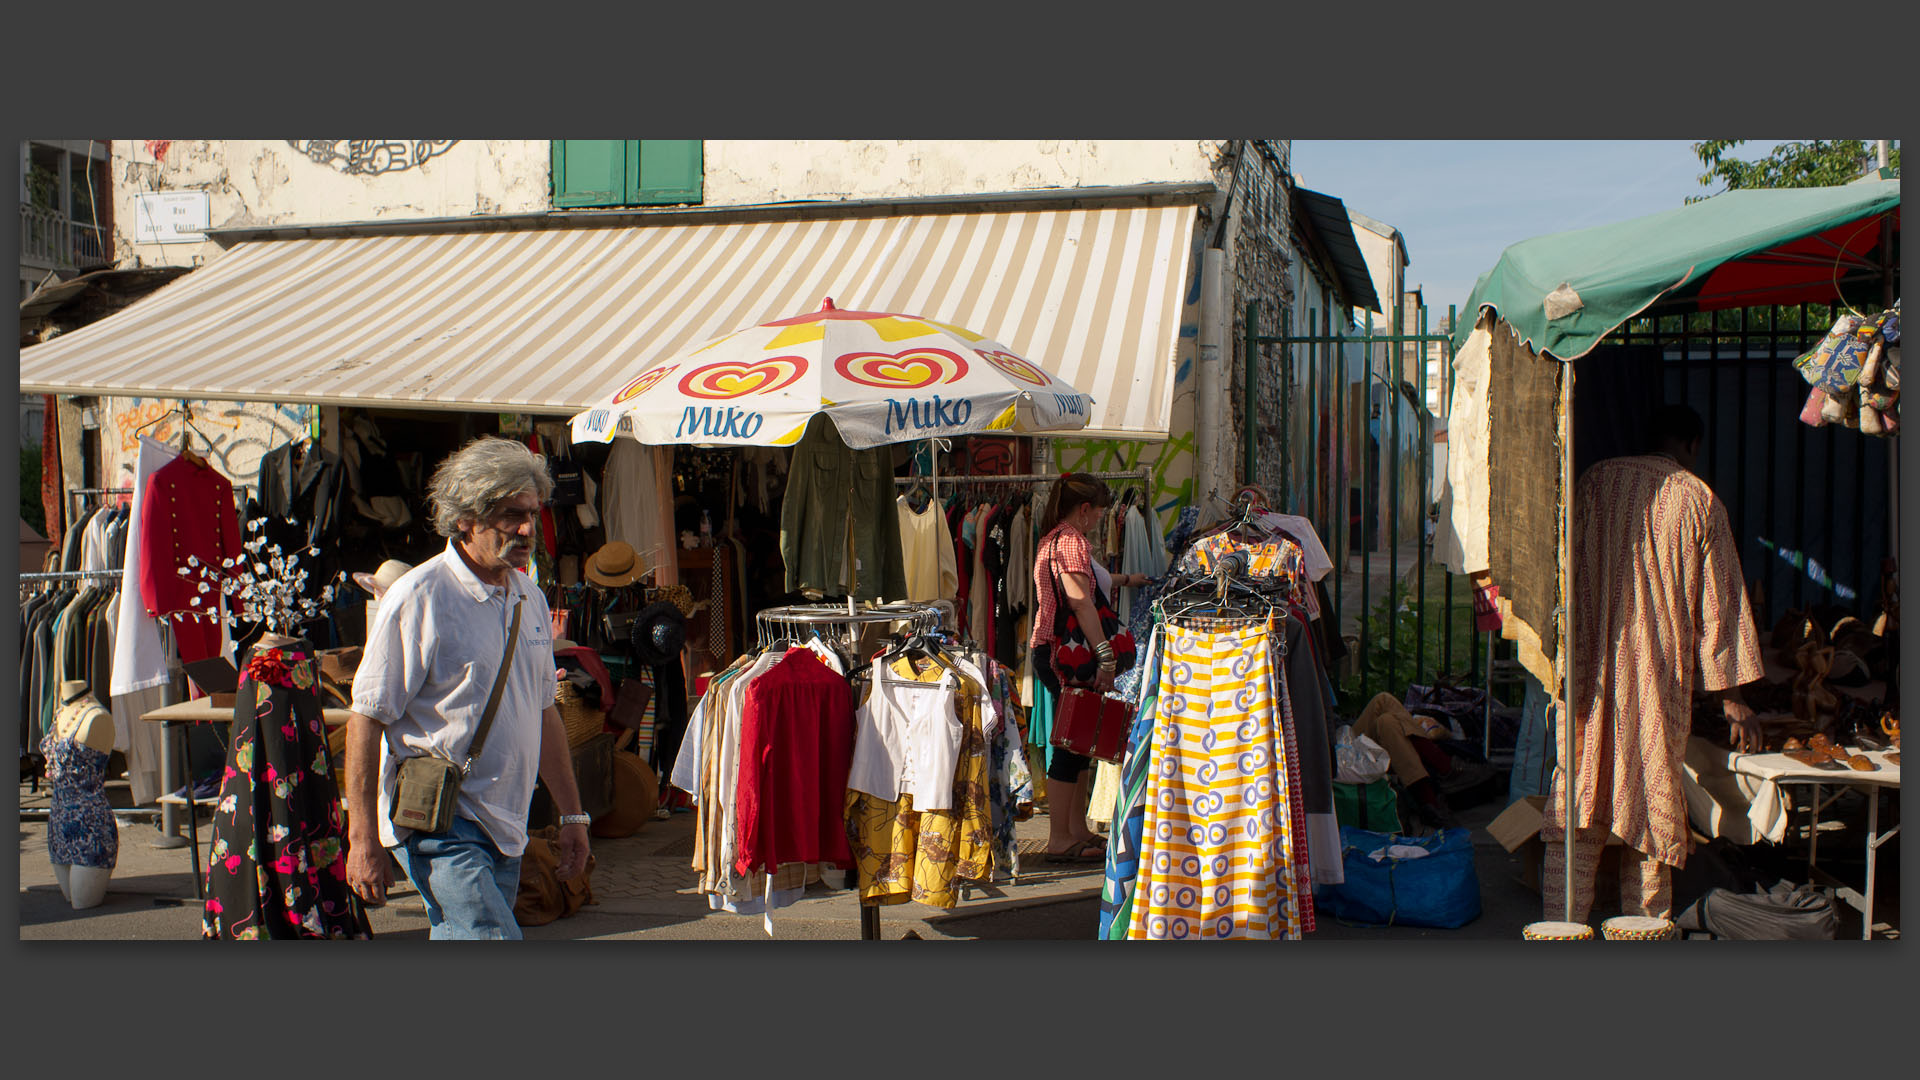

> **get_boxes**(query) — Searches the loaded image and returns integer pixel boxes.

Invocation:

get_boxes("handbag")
[1046,539,1136,687]
[550,604,577,643]
[602,607,645,648]
[549,455,587,507]
[390,599,522,835]
[605,675,654,732]
[1051,687,1132,764]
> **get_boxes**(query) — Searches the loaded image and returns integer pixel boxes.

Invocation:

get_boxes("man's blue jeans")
[392,815,523,940]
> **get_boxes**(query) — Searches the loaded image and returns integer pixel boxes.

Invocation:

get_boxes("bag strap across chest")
[463,597,523,776]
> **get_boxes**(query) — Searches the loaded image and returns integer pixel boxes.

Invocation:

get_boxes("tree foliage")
[1691,140,1899,201]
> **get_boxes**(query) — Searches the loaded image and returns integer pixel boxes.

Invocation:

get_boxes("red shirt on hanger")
[733,648,856,876]
[136,452,243,669]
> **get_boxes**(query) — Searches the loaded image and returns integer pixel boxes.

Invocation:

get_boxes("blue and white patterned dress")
[43,691,119,871]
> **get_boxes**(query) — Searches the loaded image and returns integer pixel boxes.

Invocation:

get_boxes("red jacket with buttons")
[137,454,242,666]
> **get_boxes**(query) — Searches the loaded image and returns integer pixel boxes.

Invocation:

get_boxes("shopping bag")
[1333,726,1392,784]
[1332,780,1401,833]
[1313,825,1481,929]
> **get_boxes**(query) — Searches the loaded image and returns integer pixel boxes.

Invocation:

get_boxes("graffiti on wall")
[1051,257,1204,538]
[105,398,314,495]
[286,140,457,176]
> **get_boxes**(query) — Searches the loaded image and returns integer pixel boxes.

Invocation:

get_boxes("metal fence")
[1251,303,1466,711]
[1250,301,1887,722]
[1612,304,1893,626]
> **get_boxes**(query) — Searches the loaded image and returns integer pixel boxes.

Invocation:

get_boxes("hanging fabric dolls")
[1795,306,1900,434]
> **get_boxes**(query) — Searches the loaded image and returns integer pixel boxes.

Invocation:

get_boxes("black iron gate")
[1249,300,1892,721]
[1251,303,1467,710]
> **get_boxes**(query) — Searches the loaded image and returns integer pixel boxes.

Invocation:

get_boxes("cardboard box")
[1490,794,1625,896]
[1488,795,1549,852]
[1487,794,1626,852]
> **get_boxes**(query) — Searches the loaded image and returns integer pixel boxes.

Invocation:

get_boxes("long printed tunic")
[1547,455,1763,867]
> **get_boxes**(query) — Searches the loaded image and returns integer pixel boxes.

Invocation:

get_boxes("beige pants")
[1540,825,1673,924]
[1352,692,1449,787]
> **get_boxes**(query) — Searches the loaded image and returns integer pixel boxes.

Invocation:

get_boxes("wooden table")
[138,698,352,901]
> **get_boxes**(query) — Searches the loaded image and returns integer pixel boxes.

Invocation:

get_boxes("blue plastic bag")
[1313,825,1482,929]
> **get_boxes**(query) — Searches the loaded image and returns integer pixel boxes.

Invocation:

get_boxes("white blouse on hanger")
[847,658,964,811]
[110,436,178,697]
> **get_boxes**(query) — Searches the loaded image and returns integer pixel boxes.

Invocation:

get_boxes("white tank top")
[846,658,964,811]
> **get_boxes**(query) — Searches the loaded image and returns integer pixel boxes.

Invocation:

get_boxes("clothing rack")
[66,487,134,521]
[893,469,1150,487]
[743,600,947,940]
[65,477,257,521]
[19,569,124,584]
[754,601,944,649]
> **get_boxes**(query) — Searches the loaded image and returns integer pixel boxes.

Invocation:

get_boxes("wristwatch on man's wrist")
[559,813,591,828]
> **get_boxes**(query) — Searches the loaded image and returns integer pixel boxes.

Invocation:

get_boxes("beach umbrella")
[569,298,1094,448]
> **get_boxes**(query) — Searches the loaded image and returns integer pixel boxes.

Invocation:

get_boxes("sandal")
[1044,837,1108,864]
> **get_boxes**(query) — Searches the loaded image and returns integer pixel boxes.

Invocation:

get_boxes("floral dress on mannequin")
[203,638,371,939]
[43,685,119,872]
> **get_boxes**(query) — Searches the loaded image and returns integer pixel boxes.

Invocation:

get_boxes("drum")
[1522,921,1594,941]
[1601,915,1677,941]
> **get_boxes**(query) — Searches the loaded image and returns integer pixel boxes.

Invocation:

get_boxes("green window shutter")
[552,140,627,208]
[631,140,702,205]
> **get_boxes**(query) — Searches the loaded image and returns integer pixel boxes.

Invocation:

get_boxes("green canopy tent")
[1436,178,1900,925]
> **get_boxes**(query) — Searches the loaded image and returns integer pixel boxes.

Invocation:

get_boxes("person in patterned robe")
[1544,404,1764,924]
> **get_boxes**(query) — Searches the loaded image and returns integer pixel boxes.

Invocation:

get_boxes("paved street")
[20,782,1564,941]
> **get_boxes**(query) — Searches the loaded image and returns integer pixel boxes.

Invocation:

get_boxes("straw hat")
[586,541,647,588]
[352,559,414,599]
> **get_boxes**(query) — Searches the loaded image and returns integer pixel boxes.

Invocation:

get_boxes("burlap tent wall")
[1437,310,1565,689]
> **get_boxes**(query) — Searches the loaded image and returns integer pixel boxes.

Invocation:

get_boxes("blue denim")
[391,815,523,940]
[1505,671,1558,808]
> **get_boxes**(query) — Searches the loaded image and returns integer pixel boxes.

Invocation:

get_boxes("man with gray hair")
[345,436,590,939]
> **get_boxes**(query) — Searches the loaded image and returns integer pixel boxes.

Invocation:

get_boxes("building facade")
[30,140,1316,538]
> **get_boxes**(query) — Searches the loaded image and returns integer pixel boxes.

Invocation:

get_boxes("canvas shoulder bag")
[390,598,523,835]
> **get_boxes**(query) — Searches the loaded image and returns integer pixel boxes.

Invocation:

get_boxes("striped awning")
[20,194,1203,441]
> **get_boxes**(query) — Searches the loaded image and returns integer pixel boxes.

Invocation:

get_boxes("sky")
[1289,140,1738,325]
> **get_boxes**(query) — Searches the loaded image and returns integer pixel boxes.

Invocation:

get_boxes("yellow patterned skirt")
[1129,618,1301,940]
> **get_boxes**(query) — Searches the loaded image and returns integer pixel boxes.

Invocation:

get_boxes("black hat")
[629,601,688,667]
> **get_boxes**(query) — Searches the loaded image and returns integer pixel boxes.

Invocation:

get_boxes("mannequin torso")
[47,680,118,908]
[54,680,115,754]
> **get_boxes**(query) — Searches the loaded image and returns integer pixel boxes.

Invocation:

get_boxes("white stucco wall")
[702,140,1217,204]
[107,140,1222,272]
[108,139,552,270]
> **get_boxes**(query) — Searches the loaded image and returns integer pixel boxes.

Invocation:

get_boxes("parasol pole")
[1876,172,1898,566]
[1559,358,1577,922]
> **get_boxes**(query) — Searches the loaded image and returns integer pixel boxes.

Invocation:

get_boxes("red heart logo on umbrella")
[612,364,679,403]
[677,357,808,400]
[975,348,1049,387]
[834,348,969,389]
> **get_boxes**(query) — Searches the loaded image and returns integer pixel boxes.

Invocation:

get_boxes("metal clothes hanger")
[132,403,216,463]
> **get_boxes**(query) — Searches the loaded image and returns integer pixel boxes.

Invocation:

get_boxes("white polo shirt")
[352,541,556,856]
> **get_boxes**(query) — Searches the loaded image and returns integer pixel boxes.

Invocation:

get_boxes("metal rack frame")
[744,600,952,939]
[892,468,1150,488]
[65,487,134,520]
[754,601,945,649]
[19,568,123,585]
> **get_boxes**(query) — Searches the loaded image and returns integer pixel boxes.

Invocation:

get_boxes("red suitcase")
[1051,687,1132,764]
